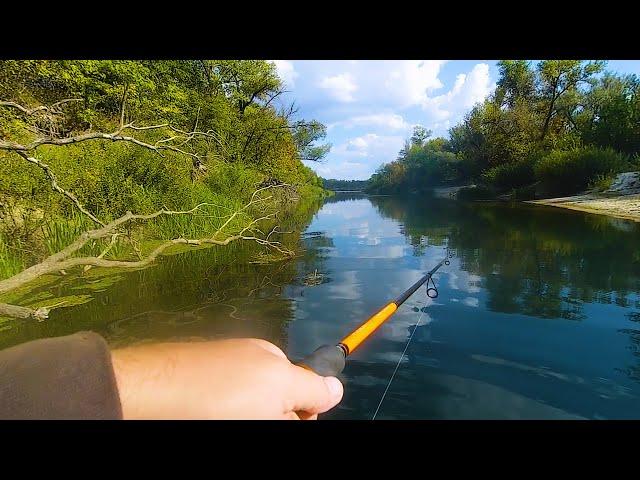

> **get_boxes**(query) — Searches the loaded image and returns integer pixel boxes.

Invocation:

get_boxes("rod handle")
[297,344,346,377]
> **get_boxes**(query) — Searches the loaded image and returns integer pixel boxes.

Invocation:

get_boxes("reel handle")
[296,344,346,377]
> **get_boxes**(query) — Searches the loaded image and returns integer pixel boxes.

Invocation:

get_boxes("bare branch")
[120,83,129,128]
[83,233,121,273]
[0,302,50,321]
[0,187,290,300]
[16,151,105,227]
[0,98,82,116]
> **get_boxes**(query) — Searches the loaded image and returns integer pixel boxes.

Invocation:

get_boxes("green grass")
[0,234,25,280]
[41,212,97,256]
[534,147,629,196]
[588,173,615,192]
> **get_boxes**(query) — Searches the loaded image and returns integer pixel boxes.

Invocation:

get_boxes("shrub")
[482,158,536,191]
[588,173,615,192]
[534,147,629,196]
[457,185,496,201]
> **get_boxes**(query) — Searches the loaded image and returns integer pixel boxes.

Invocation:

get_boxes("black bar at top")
[393,258,447,307]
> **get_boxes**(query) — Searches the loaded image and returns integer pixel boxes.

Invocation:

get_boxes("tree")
[0,60,329,320]
[537,60,605,142]
[410,125,432,147]
[578,73,640,155]
[495,60,536,108]
[292,120,331,162]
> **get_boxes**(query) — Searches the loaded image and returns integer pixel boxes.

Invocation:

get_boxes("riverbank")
[528,193,640,222]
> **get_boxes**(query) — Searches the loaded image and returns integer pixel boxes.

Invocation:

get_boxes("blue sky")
[270,60,640,180]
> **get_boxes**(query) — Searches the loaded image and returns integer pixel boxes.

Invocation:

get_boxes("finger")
[284,366,344,415]
[246,338,287,360]
[299,413,318,420]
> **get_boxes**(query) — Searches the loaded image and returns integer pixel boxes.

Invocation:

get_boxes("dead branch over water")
[0,99,296,321]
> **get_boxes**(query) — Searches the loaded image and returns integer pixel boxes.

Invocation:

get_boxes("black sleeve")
[0,331,123,419]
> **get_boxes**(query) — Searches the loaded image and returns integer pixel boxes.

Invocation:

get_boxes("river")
[2,193,640,419]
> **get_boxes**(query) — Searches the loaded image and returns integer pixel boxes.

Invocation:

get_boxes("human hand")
[111,338,344,419]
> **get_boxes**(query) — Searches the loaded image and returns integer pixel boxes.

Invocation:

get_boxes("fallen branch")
[0,185,294,320]
[0,302,50,321]
[0,98,82,116]
[16,151,105,226]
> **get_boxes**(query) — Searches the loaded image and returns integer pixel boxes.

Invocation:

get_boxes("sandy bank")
[528,193,640,222]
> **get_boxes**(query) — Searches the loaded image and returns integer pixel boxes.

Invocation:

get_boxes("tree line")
[366,61,640,198]
[322,178,368,191]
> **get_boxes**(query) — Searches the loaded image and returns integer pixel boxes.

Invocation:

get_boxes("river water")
[2,193,640,419]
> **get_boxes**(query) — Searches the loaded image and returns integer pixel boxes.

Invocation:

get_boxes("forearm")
[0,331,122,420]
[0,334,343,420]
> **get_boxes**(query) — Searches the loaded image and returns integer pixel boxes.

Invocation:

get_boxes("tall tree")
[495,60,536,108]
[537,60,605,141]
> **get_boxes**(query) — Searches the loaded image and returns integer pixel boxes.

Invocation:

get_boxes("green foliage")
[534,147,629,196]
[482,158,536,190]
[0,234,24,280]
[456,185,496,201]
[577,73,640,156]
[366,134,462,194]
[366,60,639,198]
[589,173,615,192]
[41,213,97,256]
[293,120,331,162]
[0,60,329,275]
[322,178,368,191]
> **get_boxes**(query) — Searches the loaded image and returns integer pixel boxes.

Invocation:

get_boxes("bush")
[457,185,496,201]
[512,183,539,200]
[482,158,536,191]
[588,173,615,192]
[534,147,629,196]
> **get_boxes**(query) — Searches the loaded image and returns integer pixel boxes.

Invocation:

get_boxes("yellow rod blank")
[340,302,398,354]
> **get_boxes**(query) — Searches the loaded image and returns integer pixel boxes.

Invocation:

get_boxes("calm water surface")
[3,193,640,419]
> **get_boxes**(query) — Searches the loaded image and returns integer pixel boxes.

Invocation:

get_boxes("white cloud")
[335,133,405,159]
[346,134,376,153]
[318,73,358,102]
[273,60,498,179]
[315,161,369,179]
[328,113,411,131]
[271,60,299,87]
[421,63,494,121]
[384,60,447,107]
[318,133,405,179]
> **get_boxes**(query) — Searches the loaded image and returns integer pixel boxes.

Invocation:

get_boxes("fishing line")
[371,301,426,420]
[371,247,451,420]
[297,246,455,419]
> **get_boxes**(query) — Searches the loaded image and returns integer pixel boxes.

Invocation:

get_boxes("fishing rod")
[297,254,451,377]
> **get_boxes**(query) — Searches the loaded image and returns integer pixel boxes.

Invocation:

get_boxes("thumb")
[285,365,344,415]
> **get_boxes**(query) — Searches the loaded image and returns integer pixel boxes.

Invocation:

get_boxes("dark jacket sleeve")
[0,331,123,419]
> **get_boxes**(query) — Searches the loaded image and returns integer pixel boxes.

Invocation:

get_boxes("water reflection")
[1,192,639,418]
[292,194,640,419]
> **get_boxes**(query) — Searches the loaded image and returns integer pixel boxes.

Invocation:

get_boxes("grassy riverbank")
[0,60,333,320]
[0,60,330,281]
